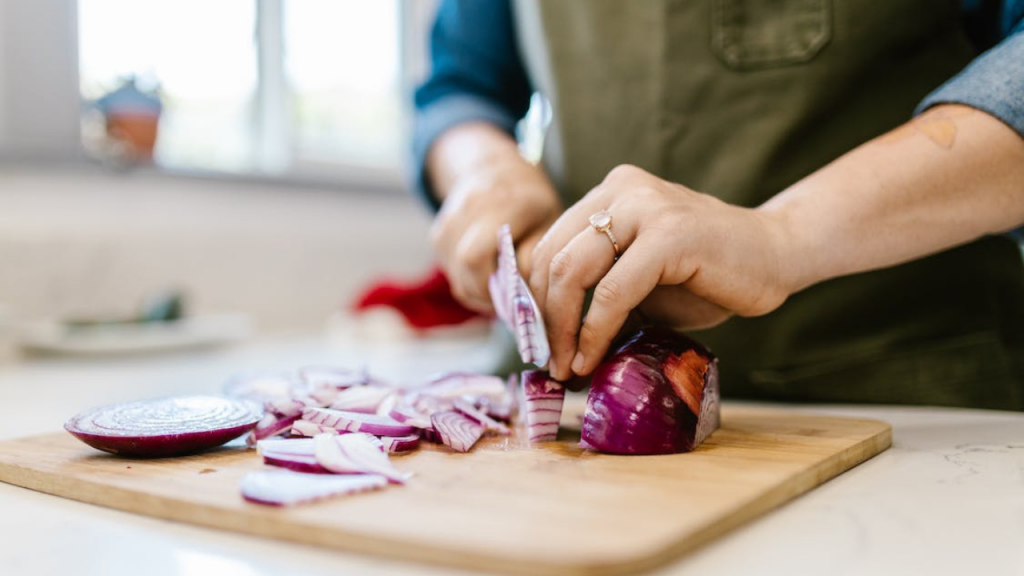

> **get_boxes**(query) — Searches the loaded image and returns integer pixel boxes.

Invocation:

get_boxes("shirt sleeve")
[915,16,1024,138]
[410,0,533,211]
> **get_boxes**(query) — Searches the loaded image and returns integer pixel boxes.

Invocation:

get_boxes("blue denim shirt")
[413,1,1024,208]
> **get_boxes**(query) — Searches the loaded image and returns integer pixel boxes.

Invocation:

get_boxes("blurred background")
[0,0,450,357]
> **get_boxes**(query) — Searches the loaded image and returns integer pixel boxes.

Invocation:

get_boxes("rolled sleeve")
[412,95,521,212]
[409,0,532,211]
[915,25,1024,138]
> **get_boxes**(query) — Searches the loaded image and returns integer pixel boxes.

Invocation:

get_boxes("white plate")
[17,314,251,356]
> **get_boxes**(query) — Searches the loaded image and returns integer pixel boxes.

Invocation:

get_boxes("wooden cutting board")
[0,406,889,576]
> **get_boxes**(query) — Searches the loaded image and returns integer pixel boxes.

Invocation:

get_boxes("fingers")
[572,236,673,376]
[541,226,622,380]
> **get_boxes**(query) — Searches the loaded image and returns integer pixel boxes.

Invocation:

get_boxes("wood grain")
[0,406,889,576]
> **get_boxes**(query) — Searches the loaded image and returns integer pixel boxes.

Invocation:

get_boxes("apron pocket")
[711,0,833,70]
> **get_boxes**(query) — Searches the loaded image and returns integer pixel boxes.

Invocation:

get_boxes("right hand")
[430,151,562,313]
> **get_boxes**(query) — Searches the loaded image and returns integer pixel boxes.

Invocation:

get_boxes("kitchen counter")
[1,336,1021,576]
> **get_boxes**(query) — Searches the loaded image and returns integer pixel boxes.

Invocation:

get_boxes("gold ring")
[588,209,620,257]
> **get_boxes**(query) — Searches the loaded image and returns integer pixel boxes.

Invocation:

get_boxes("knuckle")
[547,249,579,284]
[455,242,488,271]
[592,277,625,310]
[605,164,645,183]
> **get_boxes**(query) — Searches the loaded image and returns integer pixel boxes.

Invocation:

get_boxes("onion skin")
[581,328,720,455]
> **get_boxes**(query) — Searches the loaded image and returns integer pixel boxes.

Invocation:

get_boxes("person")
[412,0,1024,409]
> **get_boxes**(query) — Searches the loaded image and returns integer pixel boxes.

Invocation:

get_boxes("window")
[77,0,429,183]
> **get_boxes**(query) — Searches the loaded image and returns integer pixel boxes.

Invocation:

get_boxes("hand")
[430,146,562,312]
[529,164,794,380]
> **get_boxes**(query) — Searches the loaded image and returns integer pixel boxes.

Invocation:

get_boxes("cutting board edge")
[0,413,894,576]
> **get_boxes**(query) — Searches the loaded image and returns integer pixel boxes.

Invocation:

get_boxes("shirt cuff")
[409,94,521,212]
[915,29,1024,139]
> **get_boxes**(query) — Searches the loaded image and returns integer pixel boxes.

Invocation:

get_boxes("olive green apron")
[512,0,1024,409]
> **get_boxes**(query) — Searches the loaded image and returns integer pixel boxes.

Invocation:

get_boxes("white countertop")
[1,335,1022,576]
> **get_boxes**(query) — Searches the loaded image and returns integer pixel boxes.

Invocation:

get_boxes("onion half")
[581,328,720,455]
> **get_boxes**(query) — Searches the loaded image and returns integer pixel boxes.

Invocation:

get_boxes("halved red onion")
[303,407,416,437]
[490,224,550,367]
[430,411,485,453]
[582,328,720,455]
[313,434,409,484]
[522,370,565,443]
[240,469,387,506]
[65,395,263,457]
[453,398,510,435]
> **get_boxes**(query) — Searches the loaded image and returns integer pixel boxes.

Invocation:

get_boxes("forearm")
[762,104,1024,293]
[425,122,523,202]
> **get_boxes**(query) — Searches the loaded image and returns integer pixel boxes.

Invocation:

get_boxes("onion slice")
[240,469,387,506]
[380,434,421,454]
[453,398,510,435]
[302,407,415,437]
[313,434,409,484]
[247,413,298,446]
[522,370,565,443]
[490,224,550,367]
[431,411,485,453]
[65,395,262,457]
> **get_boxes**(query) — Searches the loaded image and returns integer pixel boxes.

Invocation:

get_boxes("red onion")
[582,328,720,455]
[313,434,409,484]
[289,419,343,437]
[246,413,298,446]
[302,407,416,437]
[327,385,392,414]
[415,372,508,401]
[380,434,421,454]
[430,411,485,453]
[240,469,387,506]
[453,398,510,435]
[263,453,329,474]
[521,371,565,442]
[490,224,550,367]
[65,395,262,457]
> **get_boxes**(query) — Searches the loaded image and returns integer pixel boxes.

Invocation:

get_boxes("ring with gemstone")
[588,209,620,257]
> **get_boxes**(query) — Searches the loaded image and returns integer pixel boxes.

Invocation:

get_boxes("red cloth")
[352,268,486,330]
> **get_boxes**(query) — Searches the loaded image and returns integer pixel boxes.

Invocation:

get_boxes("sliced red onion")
[264,396,314,418]
[416,372,508,401]
[240,469,387,506]
[421,426,442,444]
[247,413,298,446]
[65,395,263,457]
[302,407,415,437]
[489,224,550,367]
[313,434,409,484]
[430,411,485,453]
[256,437,315,456]
[380,434,421,454]
[289,419,343,437]
[521,370,565,443]
[453,398,510,435]
[263,452,329,474]
[582,328,720,455]
[388,405,432,429]
[327,385,392,414]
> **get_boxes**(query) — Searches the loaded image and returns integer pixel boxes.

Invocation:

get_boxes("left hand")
[528,164,795,381]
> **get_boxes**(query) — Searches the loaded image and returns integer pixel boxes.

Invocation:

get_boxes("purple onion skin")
[581,328,720,455]
[65,422,257,458]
